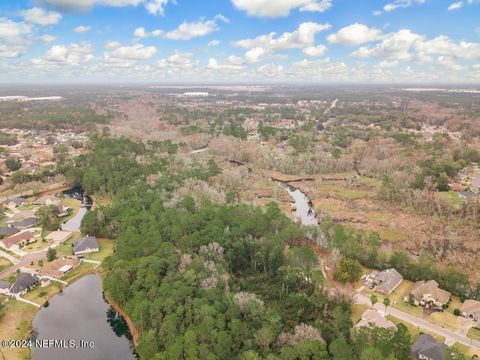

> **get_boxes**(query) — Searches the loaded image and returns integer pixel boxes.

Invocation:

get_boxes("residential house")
[73,236,99,256]
[448,183,465,192]
[10,273,39,295]
[355,309,396,330]
[34,195,60,206]
[45,230,72,244]
[8,217,40,229]
[0,226,19,238]
[411,334,448,360]
[39,257,80,279]
[6,197,27,208]
[0,280,11,295]
[365,268,403,295]
[407,280,451,308]
[57,205,71,217]
[1,231,36,250]
[460,300,480,322]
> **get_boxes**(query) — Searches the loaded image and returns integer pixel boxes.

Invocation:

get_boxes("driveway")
[355,293,480,350]
[0,250,46,279]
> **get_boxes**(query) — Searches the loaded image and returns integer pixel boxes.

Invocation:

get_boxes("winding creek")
[276,182,319,226]
[31,275,136,360]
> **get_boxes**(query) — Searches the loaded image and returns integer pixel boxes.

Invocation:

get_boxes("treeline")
[323,219,480,301]
[0,102,112,131]
[65,136,168,196]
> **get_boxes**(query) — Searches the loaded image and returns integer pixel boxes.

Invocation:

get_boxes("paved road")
[355,293,480,350]
[0,251,46,278]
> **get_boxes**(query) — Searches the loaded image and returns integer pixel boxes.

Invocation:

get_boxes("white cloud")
[436,56,462,70]
[352,29,423,60]
[164,15,228,40]
[383,0,426,12]
[0,18,32,58]
[206,58,244,70]
[303,44,327,56]
[21,7,62,26]
[327,23,382,46]
[448,1,464,10]
[74,25,91,33]
[374,0,425,14]
[256,63,283,77]
[415,35,480,60]
[0,44,26,58]
[105,41,121,49]
[105,43,157,60]
[244,47,268,63]
[0,17,32,41]
[287,57,348,79]
[208,39,220,47]
[133,27,163,38]
[31,42,93,66]
[231,0,332,17]
[144,0,171,15]
[39,34,56,43]
[234,22,331,51]
[157,51,198,72]
[137,15,228,41]
[38,0,172,15]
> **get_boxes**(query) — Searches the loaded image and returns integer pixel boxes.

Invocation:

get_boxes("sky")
[0,0,480,83]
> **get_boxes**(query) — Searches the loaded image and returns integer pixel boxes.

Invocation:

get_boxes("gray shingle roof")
[412,334,448,360]
[73,236,98,254]
[10,273,39,294]
[0,226,19,237]
[9,217,39,229]
[0,280,11,289]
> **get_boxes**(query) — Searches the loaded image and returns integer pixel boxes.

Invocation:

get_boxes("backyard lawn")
[0,298,36,360]
[23,281,63,305]
[82,238,114,262]
[63,262,97,283]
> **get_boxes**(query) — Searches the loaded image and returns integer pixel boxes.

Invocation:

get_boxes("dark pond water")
[31,274,136,360]
[62,186,93,207]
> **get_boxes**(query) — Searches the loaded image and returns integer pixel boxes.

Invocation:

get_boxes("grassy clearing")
[375,226,409,243]
[436,192,464,208]
[468,327,480,342]
[0,298,37,360]
[358,177,382,188]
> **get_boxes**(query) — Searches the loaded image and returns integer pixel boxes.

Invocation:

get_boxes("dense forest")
[73,136,462,360]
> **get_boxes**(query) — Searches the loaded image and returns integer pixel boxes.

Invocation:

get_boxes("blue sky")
[0,0,479,82]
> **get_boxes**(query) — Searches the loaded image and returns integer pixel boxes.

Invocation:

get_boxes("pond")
[31,274,136,360]
[60,186,92,232]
